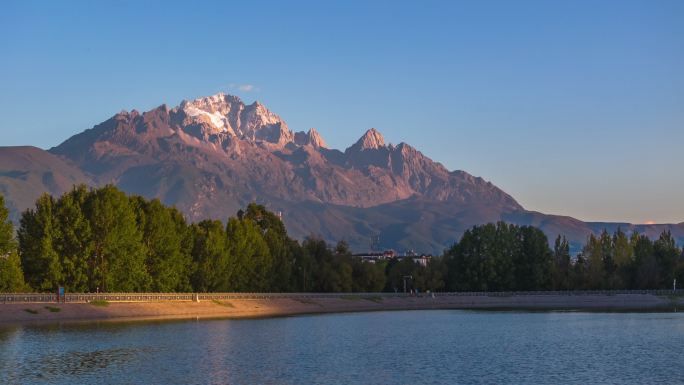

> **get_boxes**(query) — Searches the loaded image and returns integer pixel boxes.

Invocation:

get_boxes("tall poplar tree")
[18,193,62,291]
[244,203,294,291]
[190,220,230,292]
[632,232,658,289]
[583,234,605,289]
[55,185,92,291]
[552,235,571,290]
[84,185,150,292]
[133,197,192,292]
[612,228,633,289]
[226,217,272,292]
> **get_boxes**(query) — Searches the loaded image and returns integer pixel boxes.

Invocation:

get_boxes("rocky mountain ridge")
[1,93,682,253]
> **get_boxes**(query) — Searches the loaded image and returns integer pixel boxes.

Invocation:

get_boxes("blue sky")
[1,0,683,224]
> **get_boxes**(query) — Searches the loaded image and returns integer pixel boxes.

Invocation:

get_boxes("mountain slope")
[0,93,681,253]
[48,94,522,221]
[0,146,94,222]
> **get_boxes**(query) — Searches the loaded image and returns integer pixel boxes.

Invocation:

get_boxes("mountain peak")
[172,93,293,145]
[351,128,385,151]
[181,92,242,109]
[307,128,327,148]
[294,128,327,148]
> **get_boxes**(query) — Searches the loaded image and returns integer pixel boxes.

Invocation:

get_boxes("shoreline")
[1,293,682,326]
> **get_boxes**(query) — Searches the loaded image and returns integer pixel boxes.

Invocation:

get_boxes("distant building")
[411,255,430,267]
[352,250,432,266]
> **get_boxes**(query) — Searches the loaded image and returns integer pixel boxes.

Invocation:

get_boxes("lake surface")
[1,310,683,384]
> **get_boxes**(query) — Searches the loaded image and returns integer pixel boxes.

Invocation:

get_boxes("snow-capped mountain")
[1,93,682,253]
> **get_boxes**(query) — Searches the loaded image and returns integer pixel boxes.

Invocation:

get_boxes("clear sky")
[1,0,683,224]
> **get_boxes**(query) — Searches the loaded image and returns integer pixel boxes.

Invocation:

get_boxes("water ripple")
[1,311,682,385]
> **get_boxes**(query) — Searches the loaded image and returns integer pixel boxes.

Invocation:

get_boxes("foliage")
[225,217,273,291]
[84,185,151,292]
[89,299,109,306]
[444,222,552,291]
[18,193,62,291]
[575,229,682,290]
[189,220,230,292]
[444,223,682,291]
[0,194,27,292]
[6,186,682,293]
[133,198,192,292]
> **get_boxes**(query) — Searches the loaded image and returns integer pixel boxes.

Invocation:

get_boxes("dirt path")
[1,294,681,326]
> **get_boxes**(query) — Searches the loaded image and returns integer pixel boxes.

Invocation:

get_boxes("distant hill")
[0,146,93,222]
[1,93,682,253]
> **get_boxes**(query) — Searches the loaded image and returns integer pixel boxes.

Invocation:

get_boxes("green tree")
[84,185,150,292]
[444,222,553,291]
[674,248,684,290]
[243,204,294,291]
[0,194,14,253]
[583,233,605,289]
[572,252,589,289]
[351,258,386,292]
[386,257,418,292]
[599,230,617,289]
[632,233,658,289]
[612,228,633,289]
[444,225,491,291]
[413,257,446,292]
[190,220,230,292]
[551,235,572,290]
[653,230,679,288]
[18,193,62,291]
[0,252,27,292]
[515,225,552,290]
[292,239,316,291]
[0,194,27,292]
[226,217,272,291]
[301,237,353,292]
[133,198,192,292]
[54,185,92,292]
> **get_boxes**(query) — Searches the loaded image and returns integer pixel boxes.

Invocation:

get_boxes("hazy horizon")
[2,0,683,224]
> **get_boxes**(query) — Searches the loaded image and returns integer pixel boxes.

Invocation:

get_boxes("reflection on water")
[21,347,145,381]
[1,311,683,384]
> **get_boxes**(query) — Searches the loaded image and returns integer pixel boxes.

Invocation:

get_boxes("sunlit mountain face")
[1,93,682,253]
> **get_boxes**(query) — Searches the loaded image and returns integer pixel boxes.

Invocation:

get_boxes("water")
[1,310,683,384]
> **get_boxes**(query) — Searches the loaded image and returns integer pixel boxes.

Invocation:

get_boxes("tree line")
[1,186,682,293]
[443,222,684,291]
[0,185,392,293]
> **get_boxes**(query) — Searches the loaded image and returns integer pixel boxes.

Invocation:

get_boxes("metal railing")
[1,290,681,304]
[435,289,684,297]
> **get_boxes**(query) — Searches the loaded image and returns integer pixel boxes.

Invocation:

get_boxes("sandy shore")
[1,293,682,326]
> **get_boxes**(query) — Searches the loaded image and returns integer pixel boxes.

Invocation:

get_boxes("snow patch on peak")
[185,92,242,107]
[176,93,247,136]
[183,104,229,132]
[174,93,294,146]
